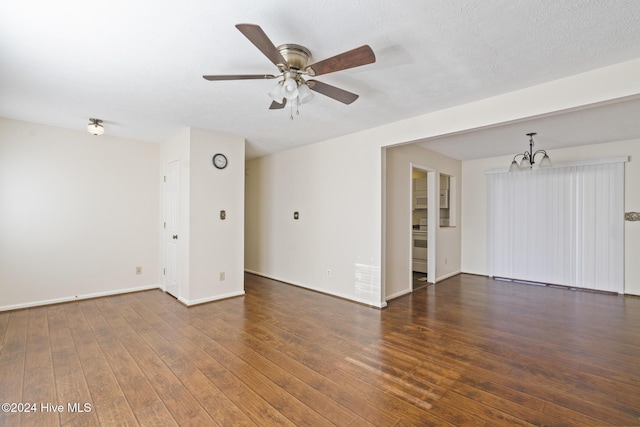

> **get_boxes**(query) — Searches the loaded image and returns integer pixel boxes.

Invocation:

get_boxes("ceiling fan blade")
[203,74,276,81]
[305,45,375,76]
[269,99,287,109]
[236,24,287,67]
[307,80,359,104]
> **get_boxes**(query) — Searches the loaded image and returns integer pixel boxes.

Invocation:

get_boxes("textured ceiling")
[1,1,640,159]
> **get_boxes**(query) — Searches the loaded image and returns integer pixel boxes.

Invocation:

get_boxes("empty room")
[1,1,640,425]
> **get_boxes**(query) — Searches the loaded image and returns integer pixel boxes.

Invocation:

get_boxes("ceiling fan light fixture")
[298,83,314,104]
[282,77,299,100]
[87,118,104,136]
[268,81,284,101]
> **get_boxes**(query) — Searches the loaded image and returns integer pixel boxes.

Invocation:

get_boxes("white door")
[164,160,180,298]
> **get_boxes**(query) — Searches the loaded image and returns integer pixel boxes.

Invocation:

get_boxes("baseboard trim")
[0,284,162,312]
[386,289,412,301]
[436,270,462,282]
[179,290,245,307]
[244,269,387,309]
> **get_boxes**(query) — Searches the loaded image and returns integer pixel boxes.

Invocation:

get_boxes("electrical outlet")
[326,269,332,277]
[136,266,142,275]
[220,272,225,281]
[445,257,448,265]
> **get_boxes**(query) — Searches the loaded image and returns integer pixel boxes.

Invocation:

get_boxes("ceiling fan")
[203,24,376,116]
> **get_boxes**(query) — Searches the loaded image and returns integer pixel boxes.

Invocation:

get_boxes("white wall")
[160,127,245,306]
[385,144,461,299]
[188,128,245,303]
[461,138,640,295]
[0,117,160,310]
[245,134,384,307]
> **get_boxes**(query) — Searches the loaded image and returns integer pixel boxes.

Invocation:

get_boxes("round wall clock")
[212,153,228,169]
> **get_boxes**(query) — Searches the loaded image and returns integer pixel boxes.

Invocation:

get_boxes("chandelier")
[509,132,551,172]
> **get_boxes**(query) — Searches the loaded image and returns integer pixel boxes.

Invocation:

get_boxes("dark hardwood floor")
[1,273,640,426]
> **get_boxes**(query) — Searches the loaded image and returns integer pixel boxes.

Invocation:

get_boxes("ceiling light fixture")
[268,73,314,120]
[509,132,551,172]
[87,118,104,136]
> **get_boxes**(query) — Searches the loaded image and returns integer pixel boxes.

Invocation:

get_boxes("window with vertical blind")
[486,157,627,293]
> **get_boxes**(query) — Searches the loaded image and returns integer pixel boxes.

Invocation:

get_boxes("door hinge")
[163,222,166,229]
[163,268,166,275]
[163,175,166,183]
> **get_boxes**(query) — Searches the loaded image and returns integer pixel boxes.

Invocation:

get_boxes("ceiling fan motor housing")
[277,44,312,72]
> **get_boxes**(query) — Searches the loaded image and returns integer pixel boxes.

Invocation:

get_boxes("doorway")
[411,165,436,290]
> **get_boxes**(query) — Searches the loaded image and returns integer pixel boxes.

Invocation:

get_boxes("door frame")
[410,163,437,289]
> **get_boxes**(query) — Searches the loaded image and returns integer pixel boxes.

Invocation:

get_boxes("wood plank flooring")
[1,273,640,426]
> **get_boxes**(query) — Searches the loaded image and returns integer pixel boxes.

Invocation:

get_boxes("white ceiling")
[416,96,640,160]
[1,1,640,160]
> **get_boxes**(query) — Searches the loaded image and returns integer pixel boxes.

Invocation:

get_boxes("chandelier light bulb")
[539,154,552,168]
